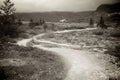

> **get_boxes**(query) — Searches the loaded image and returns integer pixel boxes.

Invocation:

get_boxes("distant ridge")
[96,2,120,13]
[16,11,95,22]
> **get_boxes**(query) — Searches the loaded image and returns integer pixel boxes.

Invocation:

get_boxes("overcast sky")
[0,0,119,12]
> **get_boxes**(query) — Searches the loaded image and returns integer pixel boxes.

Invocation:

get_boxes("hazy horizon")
[16,10,95,13]
[0,0,119,12]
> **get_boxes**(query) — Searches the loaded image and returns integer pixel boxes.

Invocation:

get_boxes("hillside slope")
[96,2,120,13]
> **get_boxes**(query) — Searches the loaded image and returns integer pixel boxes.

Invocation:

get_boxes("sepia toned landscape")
[0,0,120,80]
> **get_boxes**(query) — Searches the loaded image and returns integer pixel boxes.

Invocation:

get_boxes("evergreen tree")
[0,0,17,37]
[99,16,104,26]
[0,0,16,24]
[89,18,94,26]
[97,16,107,29]
[29,19,34,27]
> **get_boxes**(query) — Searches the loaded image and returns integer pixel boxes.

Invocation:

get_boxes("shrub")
[19,33,29,38]
[29,30,38,35]
[43,23,48,31]
[110,30,120,37]
[16,19,23,26]
[17,25,28,33]
[0,36,16,44]
[105,44,120,59]
[64,26,85,30]
[39,18,45,25]
[0,36,10,44]
[109,77,119,80]
[93,29,104,35]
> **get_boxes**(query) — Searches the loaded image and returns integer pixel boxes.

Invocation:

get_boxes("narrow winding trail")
[17,28,111,80]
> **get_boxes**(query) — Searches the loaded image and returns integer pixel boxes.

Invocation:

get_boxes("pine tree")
[0,0,16,24]
[89,18,94,26]
[97,16,107,29]
[0,0,18,38]
[29,19,34,28]
[99,16,104,26]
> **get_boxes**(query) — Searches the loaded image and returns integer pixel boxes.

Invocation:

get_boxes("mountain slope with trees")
[96,2,120,13]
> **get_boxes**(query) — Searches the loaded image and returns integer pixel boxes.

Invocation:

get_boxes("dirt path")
[17,28,116,80]
[33,45,107,80]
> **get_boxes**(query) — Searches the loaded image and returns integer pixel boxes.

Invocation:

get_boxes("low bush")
[110,30,120,37]
[29,22,39,28]
[93,29,104,35]
[17,24,29,33]
[28,29,38,35]
[0,36,17,44]
[18,33,29,38]
[109,77,120,80]
[105,44,120,59]
[64,26,85,30]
